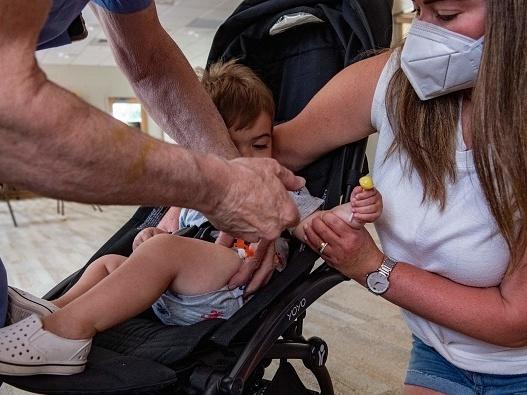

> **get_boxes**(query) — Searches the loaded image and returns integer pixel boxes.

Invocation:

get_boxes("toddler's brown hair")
[199,60,275,130]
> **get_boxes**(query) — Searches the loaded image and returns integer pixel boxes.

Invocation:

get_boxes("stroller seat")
[1,1,392,393]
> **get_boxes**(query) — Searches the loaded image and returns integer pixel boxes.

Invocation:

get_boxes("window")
[109,97,148,133]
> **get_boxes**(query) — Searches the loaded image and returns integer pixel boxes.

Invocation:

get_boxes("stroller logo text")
[287,298,307,321]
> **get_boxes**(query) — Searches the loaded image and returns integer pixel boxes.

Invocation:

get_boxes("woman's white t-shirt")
[371,51,527,374]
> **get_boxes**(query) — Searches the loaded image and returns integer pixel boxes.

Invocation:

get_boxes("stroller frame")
[197,265,347,395]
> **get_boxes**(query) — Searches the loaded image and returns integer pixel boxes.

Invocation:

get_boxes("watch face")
[366,272,389,295]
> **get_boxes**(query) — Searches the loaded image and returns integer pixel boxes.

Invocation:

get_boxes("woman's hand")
[133,227,168,251]
[303,212,383,281]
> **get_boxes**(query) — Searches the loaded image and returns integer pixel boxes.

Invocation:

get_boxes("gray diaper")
[151,286,245,326]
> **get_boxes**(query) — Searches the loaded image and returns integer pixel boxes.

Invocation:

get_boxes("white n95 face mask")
[401,19,484,101]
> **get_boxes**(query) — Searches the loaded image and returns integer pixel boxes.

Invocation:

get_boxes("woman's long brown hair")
[386,0,527,274]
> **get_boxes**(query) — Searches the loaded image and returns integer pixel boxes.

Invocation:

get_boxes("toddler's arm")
[292,180,382,241]
[133,227,169,250]
[215,231,235,247]
[132,207,182,250]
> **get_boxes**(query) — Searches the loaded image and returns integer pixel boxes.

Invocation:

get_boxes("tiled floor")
[0,198,411,394]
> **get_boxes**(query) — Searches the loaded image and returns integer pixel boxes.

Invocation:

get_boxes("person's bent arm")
[0,2,218,206]
[92,2,239,159]
[0,64,219,209]
[304,213,527,348]
[0,0,302,241]
[273,52,391,171]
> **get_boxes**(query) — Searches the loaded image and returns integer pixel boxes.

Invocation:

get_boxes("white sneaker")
[7,286,58,324]
[0,314,91,375]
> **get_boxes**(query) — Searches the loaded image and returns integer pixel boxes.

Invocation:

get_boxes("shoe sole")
[0,360,85,376]
[7,288,56,324]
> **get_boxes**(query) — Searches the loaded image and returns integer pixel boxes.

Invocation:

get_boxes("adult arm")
[0,1,205,206]
[92,2,238,159]
[273,52,390,171]
[0,0,303,241]
[304,213,527,348]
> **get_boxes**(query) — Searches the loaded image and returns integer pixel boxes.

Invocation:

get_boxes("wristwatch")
[366,256,398,295]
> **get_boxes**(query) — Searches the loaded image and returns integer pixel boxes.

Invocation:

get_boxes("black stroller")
[1,0,392,393]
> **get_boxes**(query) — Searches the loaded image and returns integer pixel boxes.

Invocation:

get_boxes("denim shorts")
[405,335,527,395]
[151,286,244,326]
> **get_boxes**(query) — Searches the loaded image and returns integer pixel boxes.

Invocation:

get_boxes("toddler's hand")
[349,185,382,225]
[215,231,235,248]
[132,227,168,250]
[330,185,383,229]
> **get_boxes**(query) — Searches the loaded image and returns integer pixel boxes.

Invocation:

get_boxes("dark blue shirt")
[38,0,152,50]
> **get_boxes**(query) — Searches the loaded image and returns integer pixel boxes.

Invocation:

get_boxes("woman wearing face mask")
[274,0,527,393]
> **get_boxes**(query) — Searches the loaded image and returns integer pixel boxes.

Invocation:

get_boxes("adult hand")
[205,157,305,242]
[303,212,383,281]
[227,239,275,295]
[133,227,168,250]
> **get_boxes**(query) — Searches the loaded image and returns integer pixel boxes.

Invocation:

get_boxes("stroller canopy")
[208,0,393,122]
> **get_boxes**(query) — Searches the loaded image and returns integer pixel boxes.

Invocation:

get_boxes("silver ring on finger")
[319,241,329,255]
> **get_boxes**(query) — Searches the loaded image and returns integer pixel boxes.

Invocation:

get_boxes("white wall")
[393,0,414,13]
[40,64,166,141]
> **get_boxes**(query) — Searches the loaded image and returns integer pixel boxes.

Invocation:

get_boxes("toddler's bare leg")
[42,234,242,340]
[52,254,127,308]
